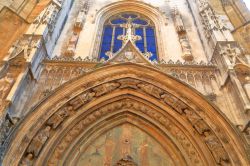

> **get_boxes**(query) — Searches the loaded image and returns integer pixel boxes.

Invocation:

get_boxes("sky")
[243,0,250,10]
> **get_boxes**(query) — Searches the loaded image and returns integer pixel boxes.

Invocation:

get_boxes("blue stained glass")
[122,14,137,18]
[99,13,158,61]
[146,37,156,45]
[135,28,143,38]
[146,27,155,37]
[100,25,113,59]
[135,28,144,52]
[114,27,123,52]
[146,27,157,61]
[111,19,127,24]
[103,26,113,36]
[133,19,148,25]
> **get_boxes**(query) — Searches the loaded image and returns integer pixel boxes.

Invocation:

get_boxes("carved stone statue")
[184,109,210,135]
[47,106,72,129]
[93,82,120,97]
[0,73,14,111]
[137,83,162,99]
[172,8,193,61]
[20,153,34,166]
[179,37,193,61]
[161,93,187,114]
[204,132,230,164]
[27,126,51,157]
[69,91,95,110]
[65,32,79,56]
[173,8,186,34]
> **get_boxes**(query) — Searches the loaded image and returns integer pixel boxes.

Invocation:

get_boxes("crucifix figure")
[118,17,142,44]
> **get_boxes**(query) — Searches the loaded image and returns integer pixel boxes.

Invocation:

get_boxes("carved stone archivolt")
[2,64,249,166]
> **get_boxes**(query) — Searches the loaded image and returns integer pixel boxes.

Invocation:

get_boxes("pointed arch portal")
[3,63,249,166]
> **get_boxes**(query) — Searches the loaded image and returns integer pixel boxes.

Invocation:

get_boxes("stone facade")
[0,0,249,165]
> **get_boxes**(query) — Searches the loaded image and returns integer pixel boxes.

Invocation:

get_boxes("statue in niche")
[172,8,193,61]
[184,109,210,135]
[93,82,120,97]
[204,132,230,164]
[173,8,186,34]
[27,126,51,156]
[47,106,72,129]
[0,73,14,111]
[20,153,34,166]
[179,37,193,61]
[65,32,79,56]
[137,83,163,99]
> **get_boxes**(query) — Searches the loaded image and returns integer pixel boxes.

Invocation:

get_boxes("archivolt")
[3,63,249,166]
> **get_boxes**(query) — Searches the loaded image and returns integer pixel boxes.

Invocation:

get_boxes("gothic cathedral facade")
[0,0,250,165]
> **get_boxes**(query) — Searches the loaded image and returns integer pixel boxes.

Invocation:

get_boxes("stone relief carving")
[204,132,230,165]
[17,79,230,165]
[26,126,52,157]
[47,106,73,129]
[0,73,14,112]
[48,98,203,165]
[184,109,210,135]
[33,3,60,33]
[93,82,120,97]
[198,0,232,48]
[179,36,193,61]
[20,153,34,166]
[219,43,243,68]
[69,91,95,110]
[161,93,187,114]
[65,0,90,56]
[7,36,41,60]
[137,83,163,99]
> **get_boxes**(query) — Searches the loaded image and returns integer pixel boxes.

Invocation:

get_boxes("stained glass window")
[99,13,158,61]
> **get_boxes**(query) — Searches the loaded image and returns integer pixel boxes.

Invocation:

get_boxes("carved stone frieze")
[93,82,120,97]
[7,35,41,60]
[204,132,230,165]
[15,78,232,165]
[184,109,210,135]
[33,3,60,33]
[137,82,163,99]
[26,126,51,157]
[47,99,203,165]
[47,106,73,129]
[218,43,244,68]
[197,0,233,48]
[68,91,95,110]
[161,93,187,114]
